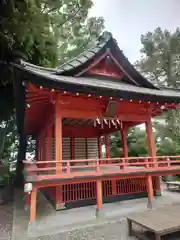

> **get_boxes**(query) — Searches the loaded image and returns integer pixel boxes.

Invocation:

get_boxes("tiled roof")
[12,61,180,103]
[55,31,112,73]
[16,31,158,89]
[12,31,180,102]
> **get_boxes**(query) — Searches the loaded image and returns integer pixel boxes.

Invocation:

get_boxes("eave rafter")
[23,82,180,136]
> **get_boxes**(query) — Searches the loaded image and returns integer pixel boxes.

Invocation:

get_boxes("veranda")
[12,32,180,223]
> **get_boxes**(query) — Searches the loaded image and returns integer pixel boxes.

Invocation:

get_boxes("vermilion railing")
[23,156,180,181]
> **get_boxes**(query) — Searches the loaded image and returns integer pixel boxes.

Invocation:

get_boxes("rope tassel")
[104,119,108,125]
[117,119,121,125]
[93,119,97,127]
[96,117,101,124]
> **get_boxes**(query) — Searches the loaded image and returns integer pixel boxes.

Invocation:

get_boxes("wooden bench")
[127,204,180,240]
[166,181,180,191]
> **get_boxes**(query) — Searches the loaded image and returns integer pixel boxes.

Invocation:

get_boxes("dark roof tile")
[12,62,180,102]
[13,32,163,92]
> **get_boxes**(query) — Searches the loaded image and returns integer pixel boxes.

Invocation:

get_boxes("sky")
[90,0,180,63]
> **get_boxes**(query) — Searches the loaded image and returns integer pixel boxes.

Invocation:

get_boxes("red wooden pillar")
[35,138,38,161]
[55,113,62,174]
[43,131,46,162]
[105,134,110,163]
[38,135,41,161]
[121,124,128,158]
[146,175,154,209]
[146,117,161,196]
[55,103,64,210]
[96,180,104,218]
[98,136,102,165]
[46,126,52,166]
[29,186,37,223]
[41,131,45,162]
[39,131,45,164]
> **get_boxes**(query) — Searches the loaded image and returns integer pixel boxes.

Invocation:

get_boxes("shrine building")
[12,32,180,223]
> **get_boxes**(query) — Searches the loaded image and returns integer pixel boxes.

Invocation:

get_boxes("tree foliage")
[110,127,148,158]
[111,28,180,158]
[136,27,180,144]
[0,0,104,173]
[0,0,104,121]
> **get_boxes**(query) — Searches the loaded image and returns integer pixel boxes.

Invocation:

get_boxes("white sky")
[90,0,180,63]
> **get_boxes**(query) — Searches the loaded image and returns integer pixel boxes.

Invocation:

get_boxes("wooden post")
[121,123,128,170]
[105,135,110,160]
[145,118,156,157]
[121,123,128,158]
[98,136,102,159]
[35,138,38,161]
[55,103,64,210]
[43,131,47,167]
[146,117,161,196]
[39,131,45,164]
[38,135,41,161]
[146,175,154,209]
[96,180,104,218]
[41,131,45,162]
[55,110,62,174]
[127,219,132,236]
[46,126,52,167]
[30,186,37,222]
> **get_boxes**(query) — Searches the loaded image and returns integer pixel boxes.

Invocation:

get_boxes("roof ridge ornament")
[98,31,112,43]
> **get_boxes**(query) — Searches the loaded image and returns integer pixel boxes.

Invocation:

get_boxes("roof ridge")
[55,31,113,72]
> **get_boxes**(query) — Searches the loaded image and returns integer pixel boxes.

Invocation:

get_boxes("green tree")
[110,132,122,158]
[110,127,149,158]
[0,0,104,184]
[108,28,180,157]
[0,0,104,121]
[136,27,180,144]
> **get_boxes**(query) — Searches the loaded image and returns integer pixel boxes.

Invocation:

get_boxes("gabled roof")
[12,31,180,103]
[13,31,157,89]
[55,31,157,89]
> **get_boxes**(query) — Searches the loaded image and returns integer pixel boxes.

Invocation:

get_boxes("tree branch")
[56,7,81,28]
[41,2,48,13]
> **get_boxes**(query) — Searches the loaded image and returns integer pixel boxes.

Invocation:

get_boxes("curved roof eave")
[12,62,180,103]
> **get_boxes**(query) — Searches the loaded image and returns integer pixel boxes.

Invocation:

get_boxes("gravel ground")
[0,203,13,240]
[33,220,137,240]
[10,188,180,240]
[32,220,180,240]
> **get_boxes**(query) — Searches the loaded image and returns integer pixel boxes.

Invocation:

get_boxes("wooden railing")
[23,156,180,181]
